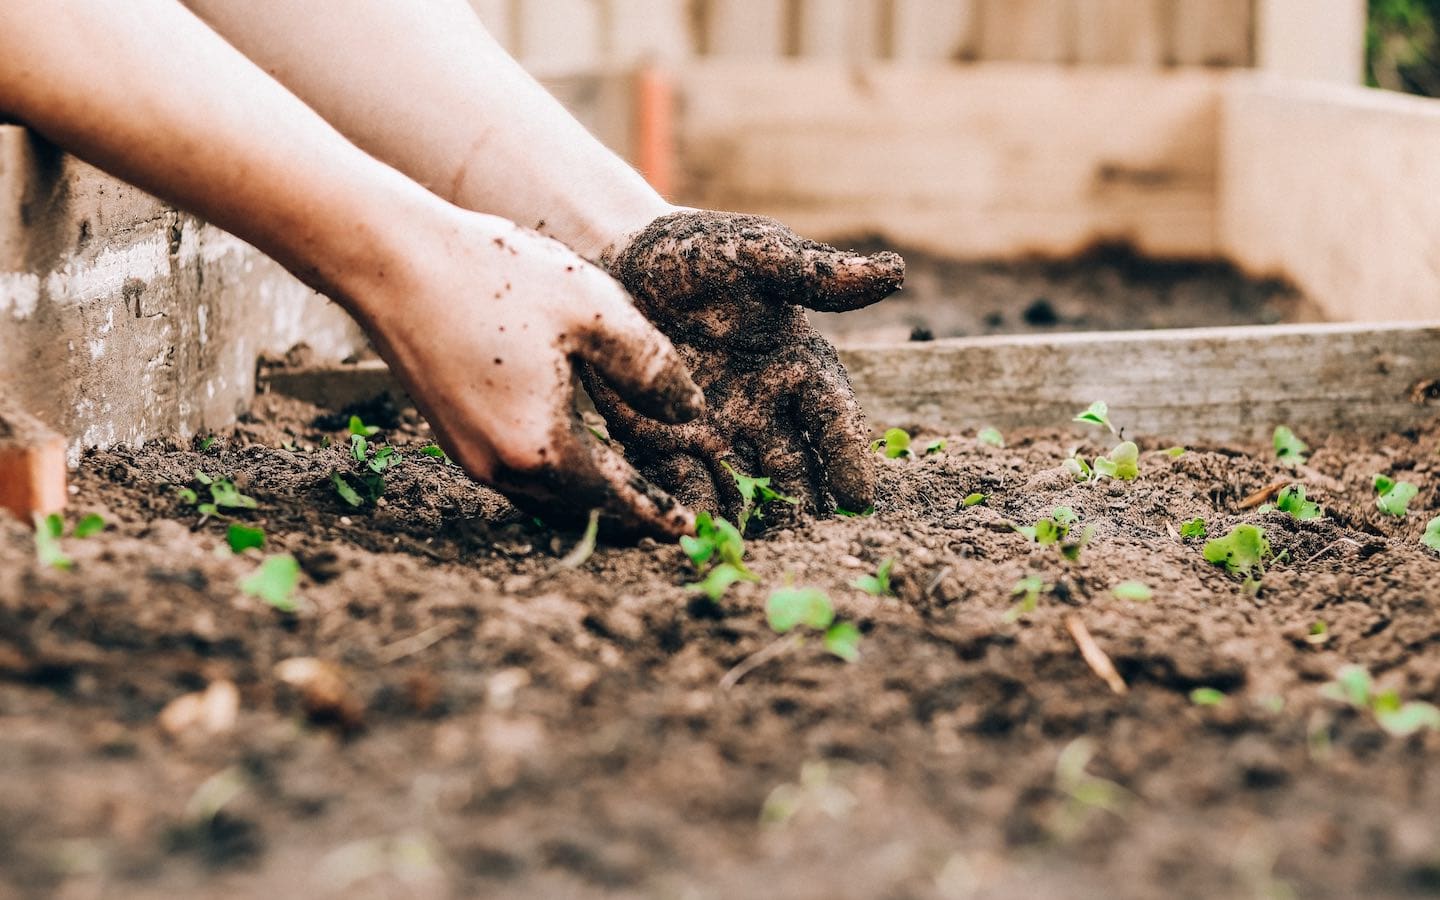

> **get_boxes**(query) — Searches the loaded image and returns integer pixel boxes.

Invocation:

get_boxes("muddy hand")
[585,210,905,522]
[357,213,704,540]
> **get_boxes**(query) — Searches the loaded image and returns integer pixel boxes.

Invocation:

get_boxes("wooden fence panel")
[977,0,1076,64]
[1074,0,1166,65]
[1170,0,1252,66]
[890,0,978,62]
[701,0,787,58]
[795,0,885,61]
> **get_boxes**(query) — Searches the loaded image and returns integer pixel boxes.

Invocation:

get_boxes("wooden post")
[1074,0,1165,66]
[1255,0,1366,84]
[634,66,676,197]
[0,402,66,523]
[978,0,1076,64]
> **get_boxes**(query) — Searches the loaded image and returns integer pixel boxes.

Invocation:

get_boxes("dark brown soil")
[811,243,1321,345]
[4,392,1440,900]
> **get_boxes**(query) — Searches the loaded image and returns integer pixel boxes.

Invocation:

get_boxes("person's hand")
[583,210,904,523]
[354,211,704,539]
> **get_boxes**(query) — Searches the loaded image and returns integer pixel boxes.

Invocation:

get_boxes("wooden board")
[1169,0,1252,67]
[1220,77,1440,323]
[700,0,786,58]
[672,62,1224,259]
[259,323,1440,443]
[977,0,1075,64]
[890,0,977,62]
[1073,0,1165,66]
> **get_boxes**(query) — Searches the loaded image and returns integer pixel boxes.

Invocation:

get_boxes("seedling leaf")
[851,558,894,596]
[1376,701,1440,737]
[239,554,301,612]
[1423,516,1440,552]
[33,513,72,570]
[766,587,835,634]
[1112,581,1153,602]
[208,479,258,510]
[871,427,912,459]
[978,427,1005,448]
[722,461,797,528]
[420,444,452,464]
[1202,524,1271,579]
[1093,441,1139,481]
[1073,401,1116,434]
[923,439,947,455]
[687,562,752,602]
[73,513,106,538]
[1373,474,1418,516]
[823,622,861,662]
[1273,485,1321,520]
[1179,518,1207,539]
[1273,426,1308,467]
[348,415,380,437]
[226,523,266,553]
[963,492,986,507]
[1005,576,1050,622]
[835,506,874,518]
[331,470,365,508]
[1190,687,1225,706]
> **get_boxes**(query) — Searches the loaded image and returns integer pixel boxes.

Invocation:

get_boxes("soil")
[810,243,1322,345]
[4,393,1440,900]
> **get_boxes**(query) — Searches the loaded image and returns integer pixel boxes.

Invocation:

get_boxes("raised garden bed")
[4,381,1440,897]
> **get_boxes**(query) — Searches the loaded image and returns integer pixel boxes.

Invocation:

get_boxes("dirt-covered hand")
[586,210,904,522]
[356,211,704,539]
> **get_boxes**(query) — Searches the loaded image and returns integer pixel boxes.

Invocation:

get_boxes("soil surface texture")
[811,243,1320,345]
[3,393,1440,900]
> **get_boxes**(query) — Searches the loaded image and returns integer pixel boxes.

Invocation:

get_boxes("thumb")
[794,243,906,313]
[576,294,704,424]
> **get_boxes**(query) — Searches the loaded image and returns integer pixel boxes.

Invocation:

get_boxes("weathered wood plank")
[978,0,1075,64]
[1219,77,1440,323]
[890,0,977,62]
[1073,0,1165,66]
[260,324,1440,443]
[701,0,787,58]
[1170,0,1252,67]
[673,62,1223,259]
[795,0,884,61]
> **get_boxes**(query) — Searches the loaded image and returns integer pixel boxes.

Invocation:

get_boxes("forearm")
[181,0,671,258]
[0,0,445,310]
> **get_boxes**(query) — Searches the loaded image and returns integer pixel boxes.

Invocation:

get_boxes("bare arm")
[181,0,672,258]
[0,0,703,537]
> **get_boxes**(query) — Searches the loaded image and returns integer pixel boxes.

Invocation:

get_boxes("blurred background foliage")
[1368,0,1440,95]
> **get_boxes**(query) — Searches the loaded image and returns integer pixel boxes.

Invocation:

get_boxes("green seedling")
[239,553,301,613]
[333,437,402,506]
[558,509,600,569]
[851,558,894,596]
[1202,524,1272,582]
[226,523,266,553]
[348,414,380,437]
[1273,426,1308,468]
[1373,474,1419,516]
[420,444,453,465]
[1052,738,1133,840]
[198,435,218,452]
[978,427,1005,448]
[835,506,874,518]
[1073,401,1117,435]
[180,470,258,519]
[1190,687,1226,706]
[1005,576,1052,622]
[681,512,757,601]
[1092,441,1139,481]
[1424,516,1440,552]
[33,513,71,570]
[1063,454,1093,482]
[1306,620,1330,646]
[871,427,912,459]
[963,492,986,507]
[765,586,860,662]
[723,461,798,530]
[1112,581,1153,602]
[1180,517,1208,539]
[1164,446,1187,458]
[1321,664,1440,737]
[1262,484,1321,520]
[1017,507,1092,561]
[73,513,106,538]
[923,439,947,455]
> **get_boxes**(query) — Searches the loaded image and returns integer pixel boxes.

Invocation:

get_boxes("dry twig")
[1066,616,1128,695]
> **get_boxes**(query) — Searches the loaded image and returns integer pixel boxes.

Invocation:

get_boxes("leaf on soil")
[240,554,301,612]
[73,513,106,538]
[226,523,266,553]
[1273,426,1309,467]
[1073,401,1116,434]
[822,622,861,662]
[978,427,1005,448]
[1373,474,1419,516]
[33,513,72,570]
[851,558,894,597]
[766,587,835,634]
[1112,581,1153,602]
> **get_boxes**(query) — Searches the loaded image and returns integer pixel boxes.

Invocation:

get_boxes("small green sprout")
[331,471,365,507]
[73,513,106,538]
[1273,426,1308,467]
[1202,524,1272,581]
[851,558,894,596]
[348,414,380,437]
[723,461,797,529]
[1052,738,1133,840]
[1004,576,1051,622]
[33,513,71,570]
[1063,454,1093,482]
[1264,484,1321,520]
[1163,447,1186,458]
[1179,518,1207,539]
[1092,441,1139,481]
[1073,401,1116,435]
[963,492,986,507]
[1373,474,1419,516]
[923,439,947,455]
[1305,620,1330,646]
[1423,516,1440,552]
[690,563,749,602]
[240,554,301,613]
[1112,581,1153,602]
[1190,687,1226,706]
[181,471,258,519]
[333,437,401,506]
[835,506,874,518]
[420,444,452,464]
[871,427,912,459]
[1321,664,1440,737]
[978,427,1005,448]
[681,513,757,601]
[1017,507,1091,561]
[198,435,218,452]
[558,509,600,569]
[765,587,861,662]
[226,523,266,553]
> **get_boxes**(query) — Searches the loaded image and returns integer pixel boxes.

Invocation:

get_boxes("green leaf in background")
[73,513,106,538]
[1273,426,1309,468]
[823,622,861,662]
[33,513,72,570]
[239,554,301,612]
[978,427,1005,448]
[1112,581,1153,602]
[226,523,266,553]
[766,587,835,634]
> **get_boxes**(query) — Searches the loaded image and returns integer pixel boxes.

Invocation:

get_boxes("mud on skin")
[587,211,905,524]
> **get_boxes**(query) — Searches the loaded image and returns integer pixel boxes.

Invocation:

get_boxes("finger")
[798,346,876,513]
[792,242,906,313]
[644,452,722,518]
[748,426,817,522]
[575,295,704,425]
